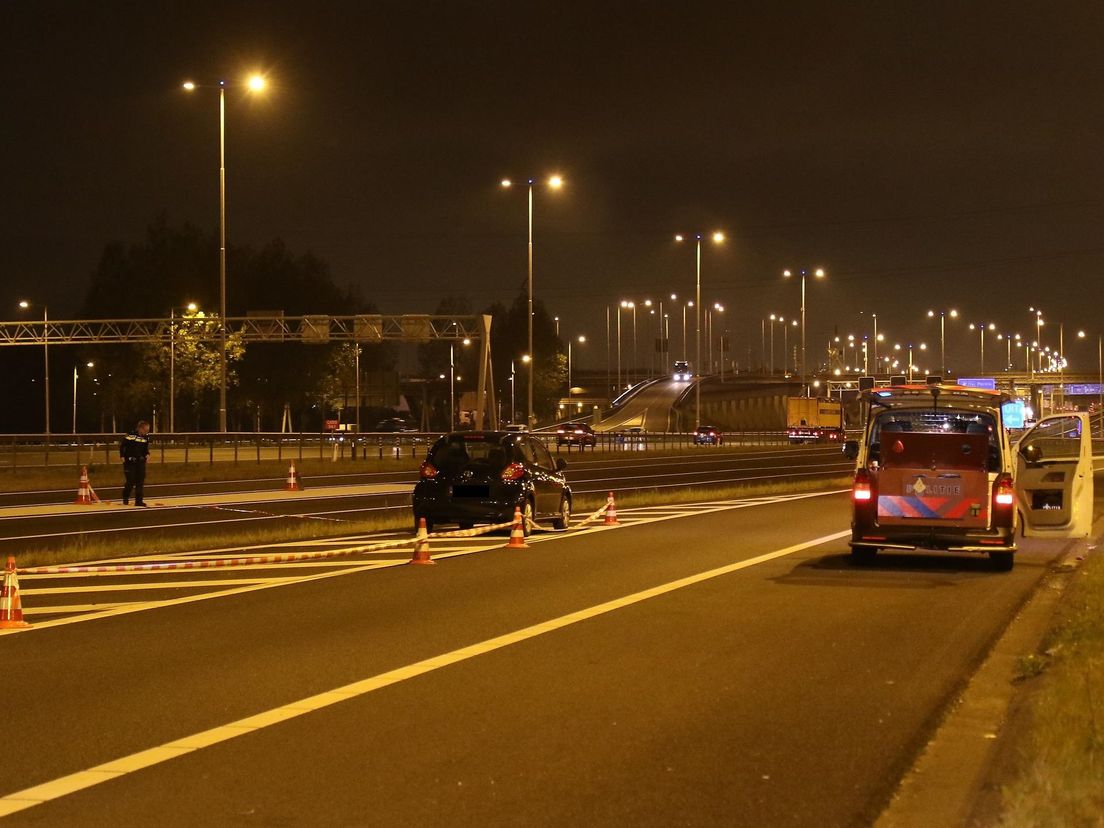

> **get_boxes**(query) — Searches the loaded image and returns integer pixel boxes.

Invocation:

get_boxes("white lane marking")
[19,561,393,578]
[0,527,850,818]
[22,603,128,616]
[0,490,848,635]
[22,577,297,595]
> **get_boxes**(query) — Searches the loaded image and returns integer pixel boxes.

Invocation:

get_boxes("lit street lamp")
[926,308,958,376]
[783,267,826,393]
[501,174,564,426]
[1077,329,1103,415]
[183,73,268,432]
[567,335,586,402]
[72,362,95,434]
[968,322,996,374]
[18,300,49,435]
[676,232,724,429]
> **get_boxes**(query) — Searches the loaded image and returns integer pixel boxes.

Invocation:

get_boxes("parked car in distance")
[556,422,597,447]
[373,417,418,433]
[413,431,572,534]
[503,423,530,433]
[693,425,724,445]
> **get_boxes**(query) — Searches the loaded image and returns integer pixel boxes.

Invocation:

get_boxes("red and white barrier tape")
[18,501,616,576]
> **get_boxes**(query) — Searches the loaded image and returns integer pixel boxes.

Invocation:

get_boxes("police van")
[844,384,1094,570]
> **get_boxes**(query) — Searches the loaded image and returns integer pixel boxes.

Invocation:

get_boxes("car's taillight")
[994,474,1014,506]
[853,469,873,502]
[574,429,584,434]
[419,462,438,480]
[501,463,526,481]
[557,428,566,434]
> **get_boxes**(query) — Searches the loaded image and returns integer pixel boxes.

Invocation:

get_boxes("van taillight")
[853,469,873,502]
[994,474,1014,506]
[501,463,526,481]
[419,462,439,480]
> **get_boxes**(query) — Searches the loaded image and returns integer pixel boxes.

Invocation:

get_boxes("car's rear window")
[429,435,510,472]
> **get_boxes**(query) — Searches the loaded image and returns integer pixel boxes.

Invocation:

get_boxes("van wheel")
[552,496,571,530]
[989,551,1014,572]
[850,546,878,565]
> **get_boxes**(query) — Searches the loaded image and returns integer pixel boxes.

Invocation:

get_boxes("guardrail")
[0,429,811,469]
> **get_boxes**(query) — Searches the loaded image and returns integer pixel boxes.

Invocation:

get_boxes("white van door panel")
[1015,412,1093,538]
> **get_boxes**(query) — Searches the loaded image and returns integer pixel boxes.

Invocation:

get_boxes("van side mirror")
[555,457,568,472]
[1020,443,1043,464]
[843,440,860,460]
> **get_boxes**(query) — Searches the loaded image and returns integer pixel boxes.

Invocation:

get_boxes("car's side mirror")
[843,440,860,460]
[555,457,568,472]
[1020,443,1043,464]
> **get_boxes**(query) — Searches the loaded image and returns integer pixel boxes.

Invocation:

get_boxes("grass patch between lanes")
[999,551,1104,826]
[12,475,852,569]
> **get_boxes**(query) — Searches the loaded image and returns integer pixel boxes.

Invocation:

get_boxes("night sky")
[4,1,1104,373]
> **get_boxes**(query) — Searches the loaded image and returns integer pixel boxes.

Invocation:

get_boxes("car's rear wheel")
[552,496,571,530]
[989,551,1014,572]
[522,498,535,536]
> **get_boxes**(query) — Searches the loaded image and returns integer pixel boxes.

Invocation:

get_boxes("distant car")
[557,422,597,447]
[673,360,692,381]
[624,426,646,444]
[373,417,418,433]
[503,423,530,433]
[413,431,572,534]
[693,425,724,445]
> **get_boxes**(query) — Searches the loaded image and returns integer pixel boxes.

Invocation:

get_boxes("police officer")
[120,420,151,506]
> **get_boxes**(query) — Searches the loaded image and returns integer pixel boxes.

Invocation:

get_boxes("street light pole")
[784,268,826,394]
[218,82,228,432]
[676,232,724,430]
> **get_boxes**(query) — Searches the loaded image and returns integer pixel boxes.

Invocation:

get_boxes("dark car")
[373,417,418,433]
[693,425,724,445]
[556,422,597,447]
[413,431,572,534]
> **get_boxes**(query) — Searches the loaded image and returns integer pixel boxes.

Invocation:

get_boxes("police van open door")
[1015,412,1094,538]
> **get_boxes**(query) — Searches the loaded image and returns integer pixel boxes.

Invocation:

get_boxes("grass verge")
[998,552,1104,826]
[13,475,852,569]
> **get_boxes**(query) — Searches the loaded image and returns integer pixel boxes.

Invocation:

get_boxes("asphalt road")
[0,446,852,555]
[0,490,1087,826]
[598,378,691,431]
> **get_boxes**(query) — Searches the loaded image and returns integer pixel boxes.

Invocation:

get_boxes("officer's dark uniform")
[120,428,150,506]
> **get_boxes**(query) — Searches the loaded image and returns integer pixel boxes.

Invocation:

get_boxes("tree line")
[61,216,567,433]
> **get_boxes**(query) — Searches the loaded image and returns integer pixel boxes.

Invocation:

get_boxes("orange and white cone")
[508,506,529,549]
[284,462,303,492]
[74,465,94,505]
[604,491,619,525]
[0,556,31,630]
[409,518,435,566]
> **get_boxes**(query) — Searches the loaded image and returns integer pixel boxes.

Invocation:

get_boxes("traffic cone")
[604,491,619,525]
[409,518,435,566]
[0,556,30,630]
[74,465,93,505]
[284,462,303,492]
[508,506,529,549]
